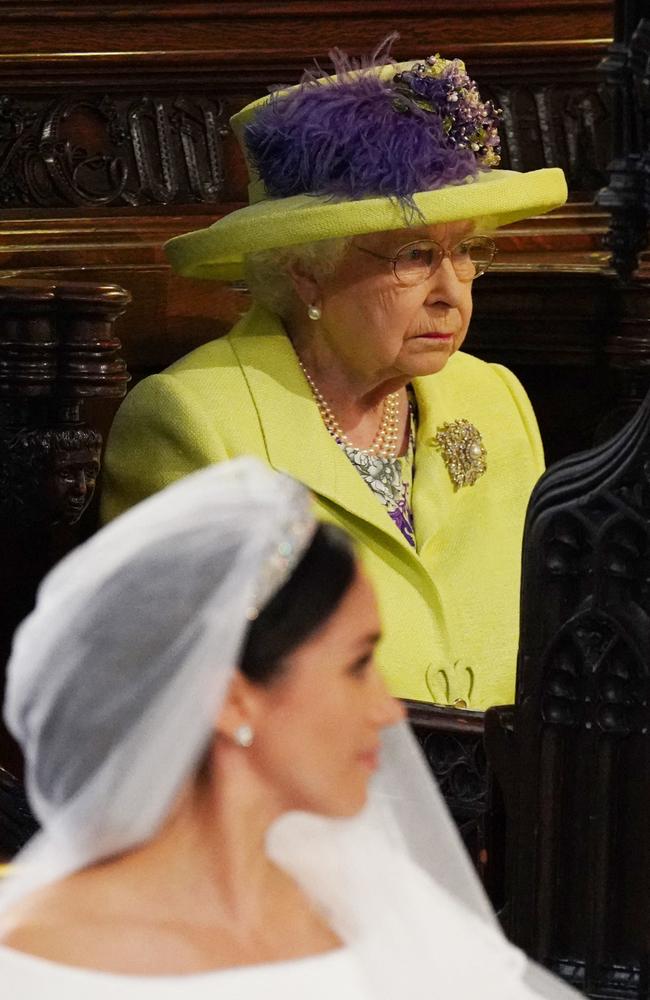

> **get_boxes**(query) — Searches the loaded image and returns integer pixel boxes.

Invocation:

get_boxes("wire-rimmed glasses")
[355,236,497,286]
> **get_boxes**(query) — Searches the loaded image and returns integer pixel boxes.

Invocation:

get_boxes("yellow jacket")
[102,305,544,710]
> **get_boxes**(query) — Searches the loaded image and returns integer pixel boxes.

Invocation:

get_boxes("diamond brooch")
[431,419,487,491]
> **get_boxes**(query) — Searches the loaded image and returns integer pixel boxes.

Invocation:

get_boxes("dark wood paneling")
[0,1,613,57]
[487,385,650,999]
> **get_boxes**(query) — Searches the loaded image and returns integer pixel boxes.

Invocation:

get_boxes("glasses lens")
[452,237,496,280]
[394,242,440,285]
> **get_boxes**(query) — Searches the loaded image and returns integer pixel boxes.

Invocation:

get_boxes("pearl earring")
[234,724,254,748]
[307,304,321,321]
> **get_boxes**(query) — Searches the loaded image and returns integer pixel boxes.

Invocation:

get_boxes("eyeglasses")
[354,236,497,286]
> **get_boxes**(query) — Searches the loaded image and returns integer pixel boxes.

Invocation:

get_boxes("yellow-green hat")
[165,54,567,281]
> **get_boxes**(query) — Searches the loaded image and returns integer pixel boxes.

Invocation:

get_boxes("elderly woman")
[0,459,575,999]
[102,51,567,710]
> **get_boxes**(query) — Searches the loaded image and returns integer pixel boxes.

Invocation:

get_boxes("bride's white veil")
[0,457,574,999]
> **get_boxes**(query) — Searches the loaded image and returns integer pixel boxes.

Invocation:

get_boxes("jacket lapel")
[410,355,467,556]
[229,306,415,552]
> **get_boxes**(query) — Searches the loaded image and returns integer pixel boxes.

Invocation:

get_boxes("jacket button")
[452,698,467,709]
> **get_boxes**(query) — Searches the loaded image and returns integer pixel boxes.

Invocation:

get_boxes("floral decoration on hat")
[392,55,501,168]
[244,48,502,208]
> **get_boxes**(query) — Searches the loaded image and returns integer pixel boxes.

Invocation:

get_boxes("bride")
[0,458,573,998]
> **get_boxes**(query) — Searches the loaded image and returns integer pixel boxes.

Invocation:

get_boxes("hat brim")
[165,167,567,281]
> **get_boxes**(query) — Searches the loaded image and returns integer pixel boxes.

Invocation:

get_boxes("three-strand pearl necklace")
[298,358,402,460]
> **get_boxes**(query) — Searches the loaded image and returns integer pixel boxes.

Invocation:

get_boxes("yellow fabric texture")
[102,306,544,710]
[165,168,567,282]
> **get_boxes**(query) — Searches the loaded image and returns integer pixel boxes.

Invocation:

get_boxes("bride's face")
[248,569,404,817]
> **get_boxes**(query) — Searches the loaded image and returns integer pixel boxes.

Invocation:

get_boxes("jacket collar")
[229,305,417,552]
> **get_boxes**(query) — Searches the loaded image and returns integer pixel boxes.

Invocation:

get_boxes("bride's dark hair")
[240,524,356,684]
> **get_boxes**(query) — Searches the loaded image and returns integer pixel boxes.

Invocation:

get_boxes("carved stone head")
[2,426,102,526]
[45,429,102,525]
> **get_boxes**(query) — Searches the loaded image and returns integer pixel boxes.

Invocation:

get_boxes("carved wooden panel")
[0,94,229,209]
[487,81,610,189]
[407,700,490,886]
[0,280,130,529]
[0,279,131,774]
[486,390,650,998]
[596,2,650,279]
[0,44,611,209]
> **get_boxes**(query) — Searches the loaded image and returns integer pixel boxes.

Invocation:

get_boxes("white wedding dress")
[0,944,371,999]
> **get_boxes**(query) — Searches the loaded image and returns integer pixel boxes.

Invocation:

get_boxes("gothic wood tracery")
[406,700,490,885]
[486,389,650,999]
[0,95,229,209]
[0,78,609,210]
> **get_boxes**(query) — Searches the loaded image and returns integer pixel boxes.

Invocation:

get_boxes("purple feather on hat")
[244,48,501,206]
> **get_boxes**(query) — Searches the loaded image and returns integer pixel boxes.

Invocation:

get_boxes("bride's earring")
[307,304,322,321]
[234,724,254,748]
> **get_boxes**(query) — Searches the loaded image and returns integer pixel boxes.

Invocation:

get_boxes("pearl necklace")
[298,358,401,460]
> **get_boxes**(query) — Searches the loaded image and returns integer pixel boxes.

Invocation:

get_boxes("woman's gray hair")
[244,237,351,318]
[243,220,495,317]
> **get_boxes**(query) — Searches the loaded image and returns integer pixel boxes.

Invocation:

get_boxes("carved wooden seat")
[486,390,650,998]
[406,702,488,870]
[0,279,130,777]
[406,701,520,911]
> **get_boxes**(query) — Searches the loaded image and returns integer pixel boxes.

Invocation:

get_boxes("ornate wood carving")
[487,82,610,188]
[0,281,130,527]
[598,2,650,279]
[0,280,131,773]
[486,390,650,998]
[406,700,490,884]
[0,70,608,210]
[2,426,101,528]
[0,95,228,209]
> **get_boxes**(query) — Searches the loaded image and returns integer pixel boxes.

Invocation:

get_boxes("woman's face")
[246,568,404,818]
[312,220,476,382]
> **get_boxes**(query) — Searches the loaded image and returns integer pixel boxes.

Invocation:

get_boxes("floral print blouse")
[336,402,416,547]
